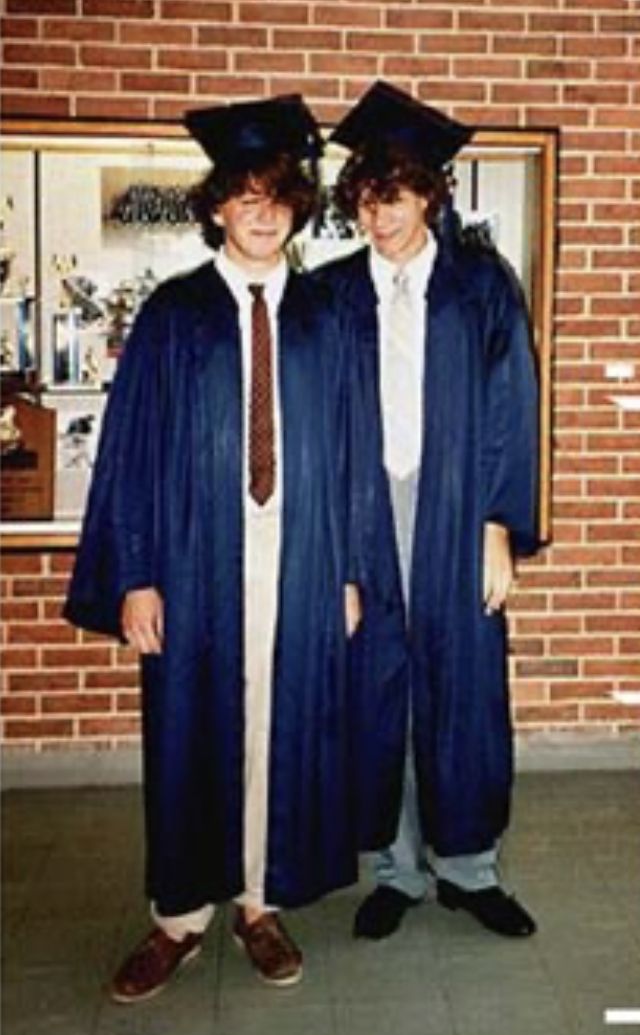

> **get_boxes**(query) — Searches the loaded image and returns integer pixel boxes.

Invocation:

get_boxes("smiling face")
[357,185,430,265]
[214,182,294,274]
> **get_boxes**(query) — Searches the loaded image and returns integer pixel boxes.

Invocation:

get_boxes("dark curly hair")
[189,151,318,250]
[333,142,452,228]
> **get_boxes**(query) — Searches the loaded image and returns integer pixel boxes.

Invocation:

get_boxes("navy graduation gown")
[64,260,404,912]
[314,232,539,856]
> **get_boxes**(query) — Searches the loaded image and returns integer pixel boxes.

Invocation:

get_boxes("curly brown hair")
[333,142,452,227]
[189,151,318,250]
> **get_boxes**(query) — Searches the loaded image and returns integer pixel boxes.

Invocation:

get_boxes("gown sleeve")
[482,259,541,557]
[63,292,166,638]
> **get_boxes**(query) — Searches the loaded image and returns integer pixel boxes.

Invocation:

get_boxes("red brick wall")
[1,0,639,750]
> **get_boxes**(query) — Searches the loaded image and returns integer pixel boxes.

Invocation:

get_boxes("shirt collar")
[216,248,288,309]
[369,233,438,300]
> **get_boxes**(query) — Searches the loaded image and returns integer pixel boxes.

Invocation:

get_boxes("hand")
[121,587,164,654]
[344,583,363,638]
[483,522,514,615]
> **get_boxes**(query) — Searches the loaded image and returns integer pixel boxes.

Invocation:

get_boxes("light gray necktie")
[381,267,421,479]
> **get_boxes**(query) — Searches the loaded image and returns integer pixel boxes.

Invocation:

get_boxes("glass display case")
[0,119,556,546]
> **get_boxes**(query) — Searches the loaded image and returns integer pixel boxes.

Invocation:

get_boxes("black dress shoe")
[353,886,422,940]
[437,879,537,937]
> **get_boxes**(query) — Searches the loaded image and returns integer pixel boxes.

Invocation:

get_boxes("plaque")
[1,393,55,519]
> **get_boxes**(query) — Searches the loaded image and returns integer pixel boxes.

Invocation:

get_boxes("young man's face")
[214,184,294,273]
[357,186,429,266]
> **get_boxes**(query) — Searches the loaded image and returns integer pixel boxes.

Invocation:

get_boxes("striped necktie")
[381,267,421,479]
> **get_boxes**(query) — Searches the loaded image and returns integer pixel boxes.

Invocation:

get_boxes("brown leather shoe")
[110,928,203,1004]
[233,909,303,987]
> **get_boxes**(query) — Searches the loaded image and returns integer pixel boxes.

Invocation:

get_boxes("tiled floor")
[2,770,639,1035]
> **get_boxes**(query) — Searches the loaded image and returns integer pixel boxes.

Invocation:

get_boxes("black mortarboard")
[330,80,474,169]
[184,94,322,165]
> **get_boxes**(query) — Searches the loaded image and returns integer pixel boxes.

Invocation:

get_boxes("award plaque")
[0,393,55,520]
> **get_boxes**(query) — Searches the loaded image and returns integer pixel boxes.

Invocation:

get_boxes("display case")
[0,119,556,547]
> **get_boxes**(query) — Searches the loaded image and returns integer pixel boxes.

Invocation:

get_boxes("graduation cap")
[184,94,322,165]
[330,80,474,169]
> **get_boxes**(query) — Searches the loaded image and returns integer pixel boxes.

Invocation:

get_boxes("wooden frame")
[0,119,557,549]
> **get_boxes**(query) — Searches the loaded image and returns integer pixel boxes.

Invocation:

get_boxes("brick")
[79,716,141,736]
[8,623,77,644]
[1,648,38,669]
[596,61,640,81]
[417,82,485,103]
[549,637,615,657]
[2,697,37,716]
[4,718,74,739]
[386,8,452,30]
[121,72,190,93]
[529,14,594,33]
[516,659,579,678]
[419,34,487,55]
[162,1,231,18]
[47,553,76,574]
[238,3,308,24]
[584,704,640,722]
[9,672,79,692]
[84,0,154,15]
[41,69,116,91]
[493,84,557,105]
[346,32,415,54]
[194,74,266,97]
[564,84,628,106]
[565,179,626,200]
[558,272,621,293]
[44,18,115,41]
[116,692,141,711]
[41,647,112,668]
[383,57,450,78]
[554,502,617,520]
[269,76,340,99]
[550,550,617,567]
[76,95,150,118]
[562,35,626,58]
[620,638,640,655]
[3,42,76,65]
[42,693,112,714]
[316,4,381,28]
[310,54,378,76]
[158,49,227,71]
[509,637,544,657]
[453,58,521,79]
[1,553,43,574]
[235,52,304,73]
[517,571,581,590]
[80,44,151,67]
[515,617,581,635]
[1,601,38,621]
[493,35,556,56]
[0,17,39,37]
[586,570,640,588]
[85,670,139,688]
[592,298,640,317]
[599,15,640,32]
[274,28,342,50]
[7,0,75,11]
[527,59,590,80]
[515,702,580,721]
[12,577,68,597]
[594,205,640,223]
[198,26,267,48]
[549,681,613,702]
[122,21,192,45]
[1,68,38,88]
[460,11,524,32]
[552,592,617,611]
[564,130,627,152]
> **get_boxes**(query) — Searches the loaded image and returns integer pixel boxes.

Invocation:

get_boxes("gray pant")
[373,473,498,897]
